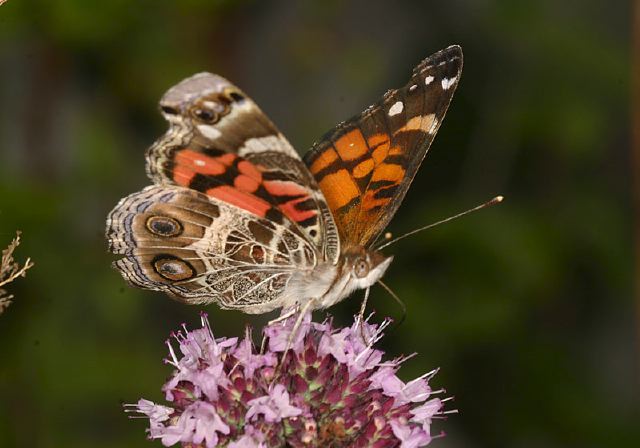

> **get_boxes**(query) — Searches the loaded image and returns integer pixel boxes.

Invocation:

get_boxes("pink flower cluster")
[129,313,450,447]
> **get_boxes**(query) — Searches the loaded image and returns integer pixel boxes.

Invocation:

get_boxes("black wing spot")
[229,91,245,102]
[152,255,195,281]
[146,216,183,237]
[373,185,399,200]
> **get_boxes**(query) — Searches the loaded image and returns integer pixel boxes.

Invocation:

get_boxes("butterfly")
[106,45,462,315]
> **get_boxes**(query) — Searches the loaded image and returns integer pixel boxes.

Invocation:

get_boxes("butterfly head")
[343,246,393,290]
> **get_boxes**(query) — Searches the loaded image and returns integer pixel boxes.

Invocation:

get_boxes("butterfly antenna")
[377,279,407,328]
[376,195,504,251]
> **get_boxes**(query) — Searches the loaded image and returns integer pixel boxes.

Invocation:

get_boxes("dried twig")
[633,0,640,373]
[0,231,33,315]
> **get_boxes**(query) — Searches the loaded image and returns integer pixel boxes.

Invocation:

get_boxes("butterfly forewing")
[304,45,463,248]
[106,73,341,310]
[145,73,339,263]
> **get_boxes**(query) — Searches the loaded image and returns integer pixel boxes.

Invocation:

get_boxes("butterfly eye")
[192,107,219,123]
[353,258,369,278]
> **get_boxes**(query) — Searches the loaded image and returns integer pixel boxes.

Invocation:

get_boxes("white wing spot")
[388,101,404,116]
[197,124,222,140]
[409,84,418,91]
[398,114,436,134]
[441,76,457,90]
[194,159,206,167]
[425,75,434,86]
[238,134,298,158]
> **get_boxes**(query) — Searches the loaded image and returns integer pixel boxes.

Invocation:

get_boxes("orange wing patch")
[369,134,390,164]
[363,135,405,213]
[264,180,319,223]
[206,185,271,218]
[353,158,374,178]
[308,129,408,243]
[173,149,236,186]
[172,149,320,224]
[318,169,360,211]
[370,163,404,183]
[334,128,368,161]
[309,147,339,174]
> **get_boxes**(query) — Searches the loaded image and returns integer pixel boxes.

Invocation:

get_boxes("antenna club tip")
[494,195,504,202]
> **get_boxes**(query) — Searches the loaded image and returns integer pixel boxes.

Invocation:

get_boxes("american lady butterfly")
[106,46,463,314]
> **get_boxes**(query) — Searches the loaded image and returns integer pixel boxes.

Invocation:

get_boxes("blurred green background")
[0,0,636,447]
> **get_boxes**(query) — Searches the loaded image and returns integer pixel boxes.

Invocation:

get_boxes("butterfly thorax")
[284,246,393,310]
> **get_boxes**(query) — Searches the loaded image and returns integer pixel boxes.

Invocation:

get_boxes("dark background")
[0,1,636,447]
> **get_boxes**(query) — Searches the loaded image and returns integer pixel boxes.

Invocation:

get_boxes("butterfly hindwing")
[305,45,463,247]
[106,184,316,313]
[146,73,339,263]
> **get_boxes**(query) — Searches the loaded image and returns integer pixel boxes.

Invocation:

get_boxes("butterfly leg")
[272,298,317,382]
[260,305,301,354]
[268,305,300,326]
[286,298,316,352]
[356,287,372,344]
